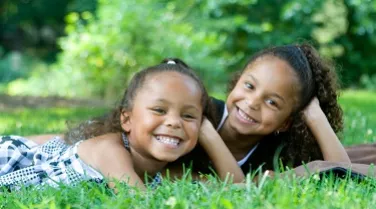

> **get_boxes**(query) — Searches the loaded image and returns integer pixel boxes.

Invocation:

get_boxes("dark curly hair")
[227,43,343,167]
[64,58,214,144]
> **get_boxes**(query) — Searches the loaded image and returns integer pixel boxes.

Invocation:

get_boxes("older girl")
[170,44,350,176]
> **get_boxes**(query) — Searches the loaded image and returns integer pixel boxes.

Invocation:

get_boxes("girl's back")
[0,135,103,188]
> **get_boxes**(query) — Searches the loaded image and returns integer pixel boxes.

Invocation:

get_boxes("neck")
[219,119,263,161]
[129,147,167,178]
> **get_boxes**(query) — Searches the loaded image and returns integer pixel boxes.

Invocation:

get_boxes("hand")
[302,97,325,124]
[198,117,246,183]
[302,98,350,163]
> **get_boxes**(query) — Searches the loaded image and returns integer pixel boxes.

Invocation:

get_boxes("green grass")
[340,90,376,145]
[0,107,108,136]
[1,90,376,208]
[1,173,375,208]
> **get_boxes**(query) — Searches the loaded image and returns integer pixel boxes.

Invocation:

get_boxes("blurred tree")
[173,0,327,73]
[4,0,376,98]
[172,0,376,87]
[334,0,376,87]
[0,0,97,84]
[8,0,233,99]
[0,0,97,61]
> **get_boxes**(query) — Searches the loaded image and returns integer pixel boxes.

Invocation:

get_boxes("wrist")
[199,132,224,149]
[199,133,220,147]
[304,110,327,127]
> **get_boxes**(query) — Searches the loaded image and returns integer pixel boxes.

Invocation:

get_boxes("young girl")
[170,43,351,176]
[0,59,244,190]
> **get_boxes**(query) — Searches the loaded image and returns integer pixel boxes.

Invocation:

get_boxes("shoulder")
[95,133,131,162]
[209,97,226,127]
[211,97,225,113]
[78,133,133,172]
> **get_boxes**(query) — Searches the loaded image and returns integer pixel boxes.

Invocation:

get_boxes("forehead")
[144,71,199,90]
[138,71,202,102]
[243,56,300,98]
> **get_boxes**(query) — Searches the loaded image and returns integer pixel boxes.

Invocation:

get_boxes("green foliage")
[0,0,97,60]
[3,0,376,98]
[334,0,376,86]
[174,0,376,87]
[8,0,235,99]
[360,74,376,91]
[58,0,234,98]
[0,51,31,83]
[0,0,98,90]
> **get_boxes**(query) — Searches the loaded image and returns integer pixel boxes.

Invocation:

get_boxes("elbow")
[339,156,351,163]
[324,155,351,164]
[230,173,245,183]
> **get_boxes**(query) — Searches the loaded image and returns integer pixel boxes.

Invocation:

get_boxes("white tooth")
[239,109,254,122]
[156,136,180,146]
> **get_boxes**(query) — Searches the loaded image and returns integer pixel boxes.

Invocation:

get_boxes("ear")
[120,110,132,132]
[278,117,292,132]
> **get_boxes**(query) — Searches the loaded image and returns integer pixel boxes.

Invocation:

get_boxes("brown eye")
[183,114,195,119]
[151,107,166,114]
[244,82,254,90]
[266,99,278,107]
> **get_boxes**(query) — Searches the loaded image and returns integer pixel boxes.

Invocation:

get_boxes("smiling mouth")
[155,135,181,148]
[236,107,258,124]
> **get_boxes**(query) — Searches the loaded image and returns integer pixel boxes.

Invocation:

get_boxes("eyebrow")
[270,93,286,103]
[154,98,201,111]
[246,74,286,103]
[247,74,258,85]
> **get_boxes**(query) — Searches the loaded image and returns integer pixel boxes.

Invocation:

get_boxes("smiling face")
[121,71,203,162]
[225,55,300,136]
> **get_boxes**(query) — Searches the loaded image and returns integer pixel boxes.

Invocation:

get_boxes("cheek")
[132,116,161,138]
[263,110,290,126]
[227,86,243,105]
[137,111,159,125]
[232,83,246,97]
[186,122,200,145]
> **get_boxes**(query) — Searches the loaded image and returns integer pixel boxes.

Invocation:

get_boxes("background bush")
[1,0,376,99]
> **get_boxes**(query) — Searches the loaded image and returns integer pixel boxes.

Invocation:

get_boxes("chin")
[229,122,251,135]
[235,129,253,135]
[155,155,179,163]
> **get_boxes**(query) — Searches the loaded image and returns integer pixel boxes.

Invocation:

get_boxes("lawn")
[0,90,376,208]
[340,90,376,145]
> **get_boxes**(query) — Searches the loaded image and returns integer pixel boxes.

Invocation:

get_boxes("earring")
[274,130,280,136]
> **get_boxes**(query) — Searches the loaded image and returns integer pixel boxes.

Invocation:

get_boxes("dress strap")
[121,133,130,152]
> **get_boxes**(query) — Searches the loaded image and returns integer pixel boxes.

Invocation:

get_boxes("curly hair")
[228,43,343,167]
[64,58,214,144]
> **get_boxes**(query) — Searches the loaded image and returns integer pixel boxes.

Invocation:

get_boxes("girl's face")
[225,56,300,136]
[121,71,203,162]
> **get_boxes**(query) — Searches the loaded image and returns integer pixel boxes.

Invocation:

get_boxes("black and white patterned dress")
[0,135,162,190]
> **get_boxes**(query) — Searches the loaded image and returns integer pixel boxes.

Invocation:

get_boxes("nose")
[165,113,182,129]
[246,93,261,110]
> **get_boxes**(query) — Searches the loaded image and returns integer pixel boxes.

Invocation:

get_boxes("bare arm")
[198,118,245,183]
[100,147,146,190]
[80,138,146,191]
[303,97,350,163]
